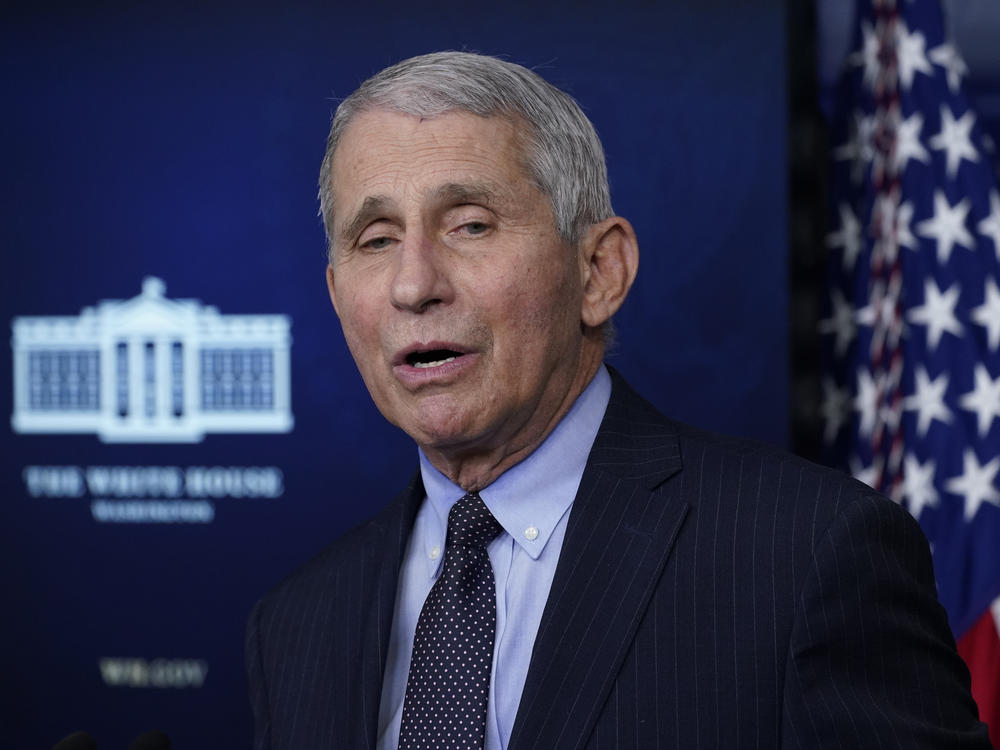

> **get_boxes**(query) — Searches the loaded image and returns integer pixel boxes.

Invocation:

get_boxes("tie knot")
[447,492,503,549]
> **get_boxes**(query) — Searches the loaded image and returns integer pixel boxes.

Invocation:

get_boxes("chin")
[405,411,488,453]
[408,421,474,451]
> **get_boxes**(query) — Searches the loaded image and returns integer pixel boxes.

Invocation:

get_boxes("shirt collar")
[416,365,612,578]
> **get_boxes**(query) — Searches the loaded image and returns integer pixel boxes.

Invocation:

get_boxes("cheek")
[337,275,380,330]
[491,266,580,357]
[336,295,382,371]
[521,256,581,320]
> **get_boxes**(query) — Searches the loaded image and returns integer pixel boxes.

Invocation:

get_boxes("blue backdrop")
[1,3,787,747]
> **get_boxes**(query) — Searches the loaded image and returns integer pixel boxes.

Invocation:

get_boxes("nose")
[389,233,454,313]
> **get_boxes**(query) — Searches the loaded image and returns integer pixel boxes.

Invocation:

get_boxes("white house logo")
[10,277,293,442]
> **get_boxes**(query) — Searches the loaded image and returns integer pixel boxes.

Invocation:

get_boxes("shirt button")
[429,546,441,560]
[524,526,539,541]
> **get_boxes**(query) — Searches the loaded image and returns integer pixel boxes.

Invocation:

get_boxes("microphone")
[128,730,171,750]
[51,731,97,750]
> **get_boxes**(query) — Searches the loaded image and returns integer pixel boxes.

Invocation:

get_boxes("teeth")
[413,356,457,369]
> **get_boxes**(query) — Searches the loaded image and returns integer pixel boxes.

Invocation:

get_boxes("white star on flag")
[929,105,980,178]
[826,202,863,270]
[971,277,1000,350]
[896,200,918,250]
[835,113,876,183]
[820,377,851,444]
[854,368,879,438]
[880,397,903,434]
[875,196,901,263]
[855,282,898,331]
[893,112,930,172]
[874,195,918,261]
[915,190,974,263]
[929,42,968,92]
[851,20,881,91]
[959,364,1000,437]
[945,448,1000,521]
[895,21,934,90]
[907,278,963,350]
[978,190,1000,254]
[902,453,939,520]
[819,288,857,355]
[904,366,952,436]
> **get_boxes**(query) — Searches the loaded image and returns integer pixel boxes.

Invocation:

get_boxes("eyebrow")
[339,195,393,245]
[433,182,499,208]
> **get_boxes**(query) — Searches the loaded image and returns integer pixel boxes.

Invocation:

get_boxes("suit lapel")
[509,372,690,749]
[356,473,424,748]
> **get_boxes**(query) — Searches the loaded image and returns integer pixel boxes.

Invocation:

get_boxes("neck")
[422,343,604,492]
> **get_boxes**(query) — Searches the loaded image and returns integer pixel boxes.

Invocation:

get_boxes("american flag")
[821,0,1000,740]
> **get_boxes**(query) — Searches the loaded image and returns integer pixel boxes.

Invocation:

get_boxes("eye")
[360,235,393,251]
[463,222,489,235]
[449,220,492,239]
[443,204,495,240]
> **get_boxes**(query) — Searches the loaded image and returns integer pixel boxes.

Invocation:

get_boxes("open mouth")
[405,348,463,369]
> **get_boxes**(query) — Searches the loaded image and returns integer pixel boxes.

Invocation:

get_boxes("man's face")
[326,109,596,468]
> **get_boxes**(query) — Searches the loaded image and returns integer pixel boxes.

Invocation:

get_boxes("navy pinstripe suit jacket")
[246,370,991,748]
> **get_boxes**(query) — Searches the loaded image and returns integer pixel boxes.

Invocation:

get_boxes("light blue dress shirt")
[376,365,612,750]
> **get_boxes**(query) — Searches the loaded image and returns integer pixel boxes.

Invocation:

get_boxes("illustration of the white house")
[10,277,293,442]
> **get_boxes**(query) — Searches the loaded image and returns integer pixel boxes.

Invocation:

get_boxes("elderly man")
[246,52,989,749]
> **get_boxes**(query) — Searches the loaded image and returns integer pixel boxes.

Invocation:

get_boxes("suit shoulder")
[253,481,416,622]
[677,417,870,493]
[252,517,374,621]
[605,368,885,528]
[671,418,911,545]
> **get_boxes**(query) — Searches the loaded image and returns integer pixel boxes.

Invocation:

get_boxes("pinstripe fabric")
[246,474,423,749]
[246,370,990,749]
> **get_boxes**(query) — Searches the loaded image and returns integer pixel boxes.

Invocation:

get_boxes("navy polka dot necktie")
[398,491,504,749]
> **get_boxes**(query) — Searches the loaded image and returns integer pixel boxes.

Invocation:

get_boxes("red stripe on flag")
[957,603,1000,748]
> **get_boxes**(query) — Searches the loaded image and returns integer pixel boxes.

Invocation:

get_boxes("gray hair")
[318,51,613,259]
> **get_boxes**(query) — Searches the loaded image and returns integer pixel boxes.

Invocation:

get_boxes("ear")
[578,216,639,329]
[325,264,341,317]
